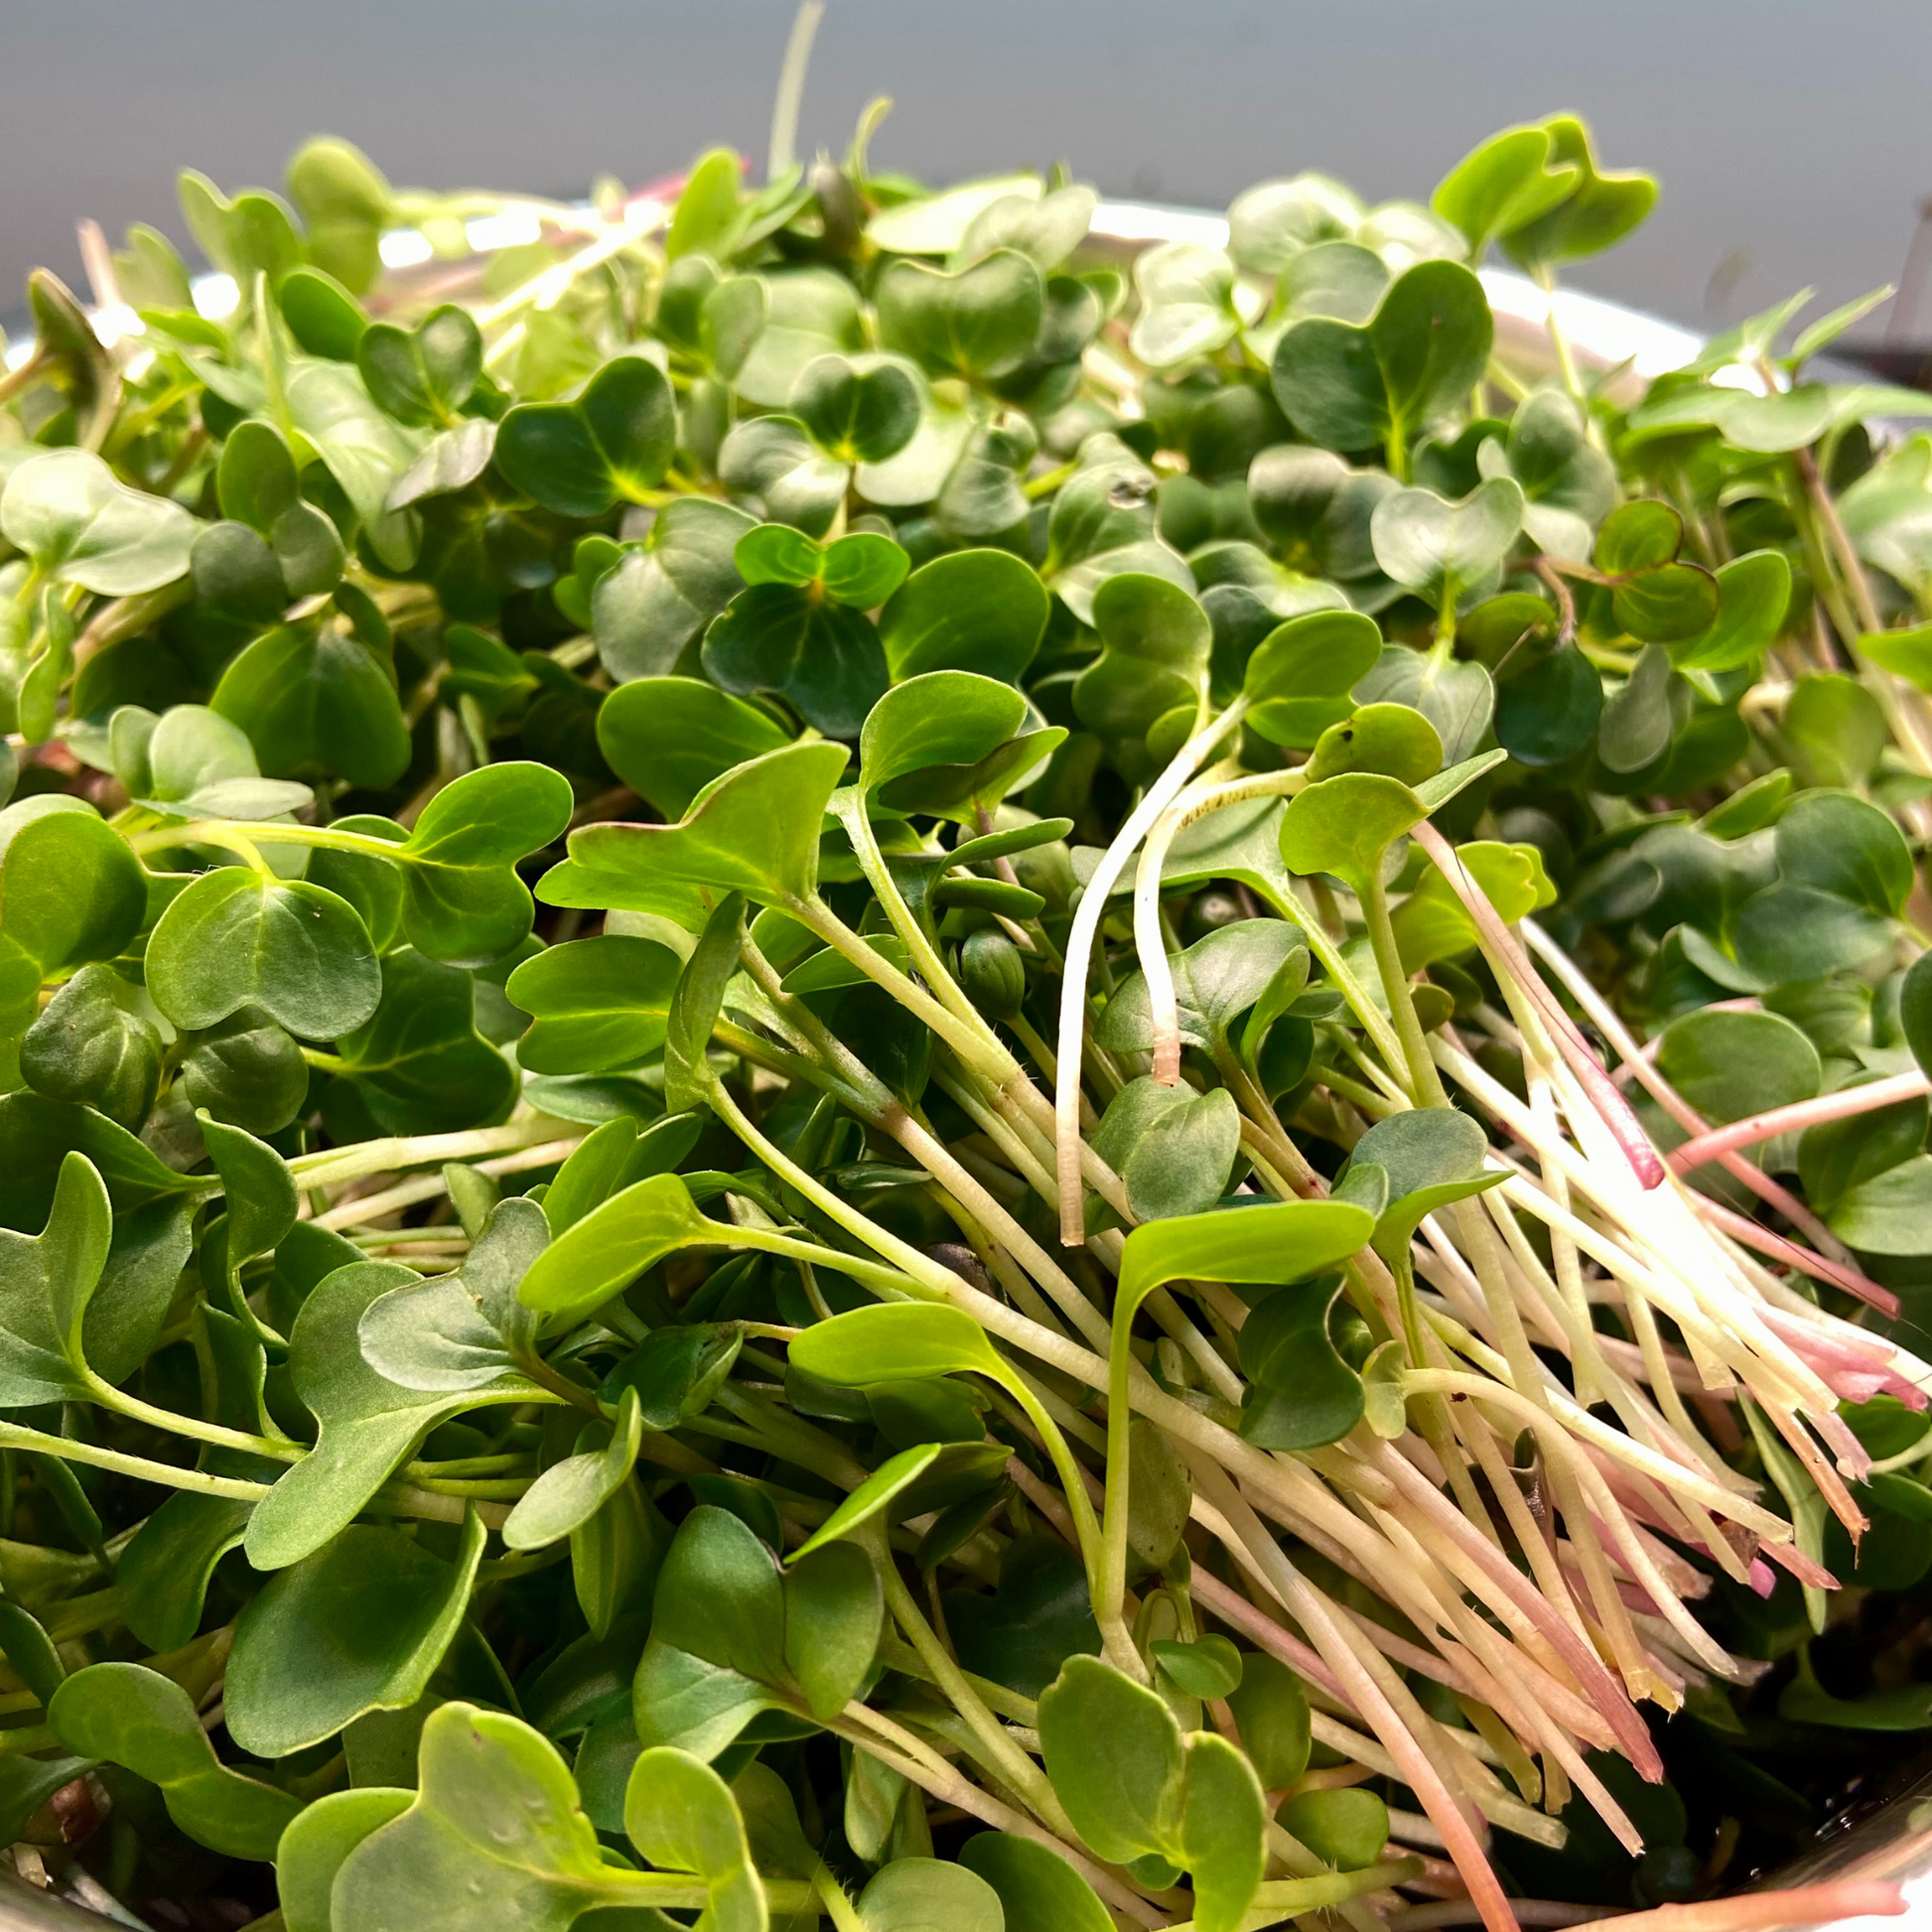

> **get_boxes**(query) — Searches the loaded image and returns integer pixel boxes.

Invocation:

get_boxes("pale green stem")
[832,789,1011,1060]
[1054,697,1251,1243]
[791,892,1017,1088]
[1357,863,1449,1108]
[857,1518,1070,1829]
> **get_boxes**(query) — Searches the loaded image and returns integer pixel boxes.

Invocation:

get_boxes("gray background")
[3,0,1930,341]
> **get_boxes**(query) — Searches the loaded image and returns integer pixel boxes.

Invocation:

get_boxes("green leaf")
[504,1389,645,1551]
[1369,479,1523,608]
[495,356,677,517]
[330,1702,674,1928]
[958,1832,1114,1932]
[1344,1109,1504,1263]
[718,415,849,536]
[1432,125,1580,257]
[859,671,1028,796]
[1152,1635,1244,1701]
[1499,116,1656,270]
[652,1505,788,1687]
[1271,260,1492,456]
[20,964,161,1130]
[702,583,890,737]
[278,264,370,359]
[593,499,754,683]
[1096,919,1308,1058]
[857,1860,1003,1932]
[597,677,790,821]
[1092,1077,1242,1221]
[1861,621,1932,692]
[1778,1649,1932,1731]
[1308,703,1443,785]
[357,306,482,428]
[1037,1655,1265,1932]
[733,268,866,409]
[1731,791,1914,984]
[1391,840,1554,969]
[217,419,301,535]
[226,1511,485,1757]
[877,250,1044,380]
[50,1663,300,1861]
[789,1303,1005,1387]
[945,1537,1100,1699]
[519,1173,726,1327]
[1242,608,1384,745]
[1073,573,1213,741]
[783,1540,884,1721]
[1354,645,1494,764]
[0,805,141,1033]
[336,947,517,1134]
[870,176,1043,254]
[1224,1653,1311,1787]
[210,621,411,789]
[543,741,847,919]
[505,935,683,1075]
[117,1490,254,1652]
[1784,673,1890,789]
[1278,771,1425,891]
[1279,1788,1390,1869]
[359,1196,547,1393]
[245,1261,538,1570]
[624,1747,767,1932]
[789,353,920,465]
[788,1446,946,1562]
[1673,538,1788,664]
[276,1788,414,1932]
[0,1152,110,1406]
[1828,1156,1932,1257]
[393,761,575,967]
[879,548,1050,683]
[1176,1730,1271,1932]
[284,357,426,570]
[145,868,380,1038]
[0,448,197,595]
[1238,1275,1364,1449]
[1476,388,1614,559]
[1131,242,1240,368]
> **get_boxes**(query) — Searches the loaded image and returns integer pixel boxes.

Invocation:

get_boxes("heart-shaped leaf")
[880,548,1051,683]
[541,741,847,920]
[495,356,677,518]
[145,869,380,1038]
[1270,259,1492,458]
[788,353,920,464]
[877,250,1044,380]
[702,583,891,737]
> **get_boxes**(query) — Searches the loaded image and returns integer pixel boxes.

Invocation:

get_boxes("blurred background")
[3,0,1930,354]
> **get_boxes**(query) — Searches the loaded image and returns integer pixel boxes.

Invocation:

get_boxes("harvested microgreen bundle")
[0,75,1930,1932]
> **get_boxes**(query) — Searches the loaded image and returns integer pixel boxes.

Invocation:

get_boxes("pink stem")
[1520,923,1860,1254]
[1413,825,1665,1189]
[1667,1072,1929,1174]
[1192,1571,1358,1713]
[1688,1195,1899,1317]
[1373,1446,1663,1779]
